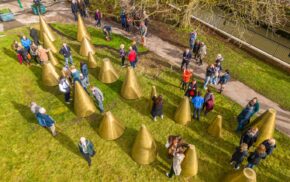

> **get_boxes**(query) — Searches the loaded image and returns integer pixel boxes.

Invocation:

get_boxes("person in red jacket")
[128,46,137,68]
[180,69,193,91]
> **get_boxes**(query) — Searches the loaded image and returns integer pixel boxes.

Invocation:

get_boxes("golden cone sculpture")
[208,115,223,138]
[174,97,191,125]
[43,32,57,53]
[39,15,56,42]
[88,51,97,68]
[98,111,125,140]
[224,168,256,182]
[48,50,59,66]
[181,144,198,177]
[148,86,157,111]
[98,58,119,83]
[121,67,142,99]
[77,13,91,42]
[131,124,157,164]
[74,82,97,117]
[252,108,276,146]
[42,61,60,86]
[79,37,95,57]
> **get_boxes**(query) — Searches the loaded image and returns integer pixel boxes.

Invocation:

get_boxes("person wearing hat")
[37,108,57,136]
[78,137,95,166]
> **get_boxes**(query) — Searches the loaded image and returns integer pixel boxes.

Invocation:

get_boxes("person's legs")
[193,107,197,119]
[69,55,73,65]
[64,91,70,103]
[65,57,69,66]
[167,164,175,178]
[246,163,254,168]
[82,152,92,166]
[197,108,201,121]
[181,60,185,70]
[121,56,125,66]
[49,124,57,136]
[203,76,210,89]
[98,100,104,113]
[234,161,241,169]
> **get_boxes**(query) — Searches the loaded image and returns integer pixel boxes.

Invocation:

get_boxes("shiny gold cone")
[148,86,157,111]
[43,32,57,53]
[39,15,56,42]
[77,13,91,42]
[98,111,125,140]
[208,115,223,138]
[121,67,142,99]
[48,50,59,66]
[42,61,60,86]
[131,124,157,164]
[74,82,97,117]
[98,58,119,83]
[252,108,276,146]
[181,144,198,177]
[224,168,256,182]
[79,37,95,57]
[174,97,191,125]
[88,51,97,68]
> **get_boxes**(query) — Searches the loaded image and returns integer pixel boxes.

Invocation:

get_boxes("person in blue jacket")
[80,61,89,85]
[218,69,230,93]
[21,35,31,52]
[192,91,204,121]
[37,108,57,136]
[262,138,276,157]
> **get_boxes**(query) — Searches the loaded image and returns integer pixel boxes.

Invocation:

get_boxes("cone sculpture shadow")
[79,37,95,57]
[252,108,276,146]
[39,15,56,42]
[131,124,157,164]
[208,115,223,138]
[98,58,119,83]
[74,82,97,117]
[43,32,57,53]
[224,168,256,182]
[42,61,60,86]
[181,144,198,177]
[148,86,157,111]
[174,97,191,125]
[88,51,97,68]
[98,111,125,140]
[121,67,142,99]
[77,13,91,42]
[48,50,59,66]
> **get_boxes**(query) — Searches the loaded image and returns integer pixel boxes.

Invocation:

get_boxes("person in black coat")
[59,43,73,66]
[185,80,197,98]
[246,144,267,168]
[29,27,39,45]
[230,143,248,170]
[262,138,276,156]
[181,49,192,70]
[151,95,163,121]
[240,127,259,149]
[71,0,79,21]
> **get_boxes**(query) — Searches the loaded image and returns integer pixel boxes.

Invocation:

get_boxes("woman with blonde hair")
[37,45,49,63]
[119,44,126,67]
[230,143,248,170]
[262,138,276,156]
[246,144,267,168]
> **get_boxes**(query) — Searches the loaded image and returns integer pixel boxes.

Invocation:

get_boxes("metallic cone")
[174,97,191,125]
[42,61,60,86]
[79,37,95,57]
[121,67,142,99]
[224,168,256,182]
[77,13,91,42]
[39,15,56,42]
[98,58,119,83]
[43,32,57,53]
[88,51,97,68]
[131,124,157,164]
[48,50,59,66]
[98,111,125,140]
[148,86,157,111]
[74,81,97,117]
[252,108,276,146]
[181,144,198,177]
[208,115,222,138]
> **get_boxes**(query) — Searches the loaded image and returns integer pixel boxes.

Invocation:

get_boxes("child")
[230,143,248,170]
[246,144,267,168]
[119,44,126,67]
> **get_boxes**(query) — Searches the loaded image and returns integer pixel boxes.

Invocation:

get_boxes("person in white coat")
[59,76,71,104]
[166,146,186,178]
[91,86,104,113]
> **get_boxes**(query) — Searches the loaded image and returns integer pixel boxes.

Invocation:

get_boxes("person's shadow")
[54,131,82,158]
[12,101,37,124]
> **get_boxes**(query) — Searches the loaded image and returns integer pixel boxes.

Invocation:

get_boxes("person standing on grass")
[203,88,214,115]
[236,98,259,131]
[80,61,89,85]
[30,102,46,127]
[12,41,23,64]
[166,146,186,178]
[218,69,230,93]
[59,76,71,104]
[37,108,57,136]
[192,91,204,121]
[189,31,197,52]
[70,66,81,84]
[185,79,197,98]
[181,48,192,71]
[95,9,102,27]
[29,27,39,45]
[246,144,267,168]
[180,69,193,91]
[230,143,248,170]
[132,41,139,63]
[91,86,104,113]
[37,45,49,64]
[196,42,206,65]
[193,40,201,59]
[17,43,30,66]
[261,138,276,157]
[248,97,260,122]
[78,137,95,167]
[240,127,259,149]
[128,46,137,68]
[71,0,78,21]
[119,44,126,67]
[21,35,32,52]
[59,43,73,66]
[203,64,215,90]
[151,95,164,121]
[140,21,148,45]
[77,0,86,17]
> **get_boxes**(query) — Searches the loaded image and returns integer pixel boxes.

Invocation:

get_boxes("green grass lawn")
[0,25,289,181]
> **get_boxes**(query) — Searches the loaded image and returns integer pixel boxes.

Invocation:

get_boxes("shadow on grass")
[115,127,138,157]
[12,101,37,124]
[151,140,171,175]
[87,113,103,134]
[54,131,82,158]
[3,47,18,62]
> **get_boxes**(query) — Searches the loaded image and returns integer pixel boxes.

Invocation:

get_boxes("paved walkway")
[1,0,290,137]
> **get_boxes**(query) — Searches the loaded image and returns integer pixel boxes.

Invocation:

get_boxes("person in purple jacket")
[119,44,126,67]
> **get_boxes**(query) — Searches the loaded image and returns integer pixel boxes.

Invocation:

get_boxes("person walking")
[189,31,197,52]
[261,138,276,157]
[240,127,259,149]
[203,64,215,89]
[37,45,49,64]
[151,95,164,121]
[128,46,137,68]
[218,69,230,93]
[212,62,222,85]
[91,86,104,113]
[246,144,267,168]
[59,43,73,66]
[37,108,57,136]
[196,42,206,65]
[185,79,197,98]
[59,76,71,104]
[30,102,46,126]
[230,143,248,170]
[29,27,39,45]
[94,9,102,27]
[166,146,186,178]
[181,48,192,70]
[21,35,32,52]
[80,61,89,85]
[78,137,95,166]
[140,21,148,45]
[192,91,204,121]
[71,0,78,21]
[193,40,201,59]
[119,44,126,67]
[203,88,214,115]
[180,69,193,91]
[236,98,259,131]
